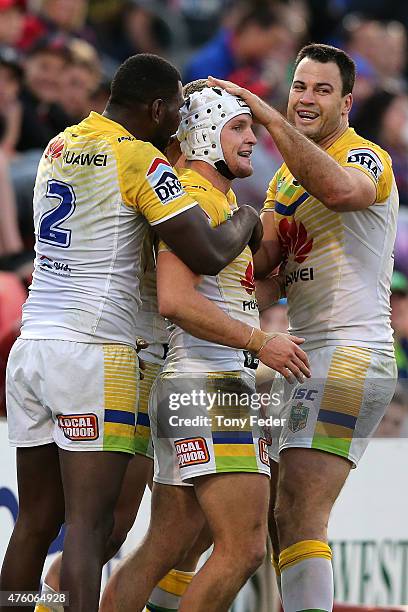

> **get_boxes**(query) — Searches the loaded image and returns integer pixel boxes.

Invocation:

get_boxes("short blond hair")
[183,79,208,97]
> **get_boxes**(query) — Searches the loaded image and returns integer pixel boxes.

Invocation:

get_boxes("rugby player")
[210,43,398,612]
[0,54,263,612]
[35,234,211,612]
[100,82,311,612]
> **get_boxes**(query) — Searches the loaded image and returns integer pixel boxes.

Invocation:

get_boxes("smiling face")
[287,58,352,146]
[220,114,256,178]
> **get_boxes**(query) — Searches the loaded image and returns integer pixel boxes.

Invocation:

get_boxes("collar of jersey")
[177,166,236,208]
[81,111,135,139]
[327,126,355,154]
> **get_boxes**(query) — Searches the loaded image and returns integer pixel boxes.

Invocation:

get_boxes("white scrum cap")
[176,86,251,173]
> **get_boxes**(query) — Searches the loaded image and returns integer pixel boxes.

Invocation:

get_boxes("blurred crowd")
[0,0,408,431]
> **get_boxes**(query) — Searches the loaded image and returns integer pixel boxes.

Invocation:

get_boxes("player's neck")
[103,106,147,141]
[186,160,231,194]
[317,118,349,150]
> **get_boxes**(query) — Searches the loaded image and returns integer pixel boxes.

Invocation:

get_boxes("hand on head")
[207,76,277,128]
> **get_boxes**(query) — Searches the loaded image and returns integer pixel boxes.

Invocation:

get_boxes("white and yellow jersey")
[137,232,168,365]
[161,168,260,375]
[263,128,398,353]
[21,112,197,347]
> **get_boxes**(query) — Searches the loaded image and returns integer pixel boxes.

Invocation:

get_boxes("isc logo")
[293,388,318,401]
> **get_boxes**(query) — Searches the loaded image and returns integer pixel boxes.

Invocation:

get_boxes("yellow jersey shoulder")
[60,111,195,223]
[329,127,393,202]
[178,167,235,227]
[263,127,394,210]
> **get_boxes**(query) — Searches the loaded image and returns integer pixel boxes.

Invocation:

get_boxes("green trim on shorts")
[311,434,351,458]
[103,434,135,454]
[134,439,153,459]
[215,455,258,472]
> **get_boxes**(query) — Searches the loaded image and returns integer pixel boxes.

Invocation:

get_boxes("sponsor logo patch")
[242,299,257,311]
[288,402,309,433]
[293,387,319,401]
[146,158,186,205]
[240,261,255,295]
[258,438,271,466]
[57,413,99,441]
[285,266,314,286]
[38,255,72,276]
[175,437,210,468]
[278,218,313,264]
[45,136,64,161]
[63,151,108,166]
[347,148,383,182]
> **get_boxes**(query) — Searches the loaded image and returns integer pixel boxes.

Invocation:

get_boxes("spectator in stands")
[343,16,384,77]
[180,0,224,47]
[376,21,407,92]
[0,151,24,259]
[343,0,408,29]
[19,0,96,51]
[96,0,172,66]
[344,16,407,93]
[60,38,101,121]
[0,46,23,156]
[375,383,408,437]
[390,271,408,379]
[16,33,73,152]
[0,0,25,48]
[183,0,293,98]
[348,55,378,120]
[88,76,111,114]
[0,47,27,265]
[353,89,408,206]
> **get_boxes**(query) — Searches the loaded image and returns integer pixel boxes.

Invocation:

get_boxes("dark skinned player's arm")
[155,203,261,276]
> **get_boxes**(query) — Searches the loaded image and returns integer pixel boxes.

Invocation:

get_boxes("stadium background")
[0,0,408,610]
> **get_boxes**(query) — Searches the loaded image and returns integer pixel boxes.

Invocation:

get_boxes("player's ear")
[343,93,353,116]
[151,98,165,125]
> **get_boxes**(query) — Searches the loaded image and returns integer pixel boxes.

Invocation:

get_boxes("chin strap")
[214,160,237,180]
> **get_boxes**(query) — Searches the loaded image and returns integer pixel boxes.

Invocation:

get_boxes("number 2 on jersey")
[39,180,76,248]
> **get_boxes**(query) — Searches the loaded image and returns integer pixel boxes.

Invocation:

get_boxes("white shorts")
[6,338,139,453]
[134,359,162,460]
[268,345,397,466]
[149,371,271,486]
